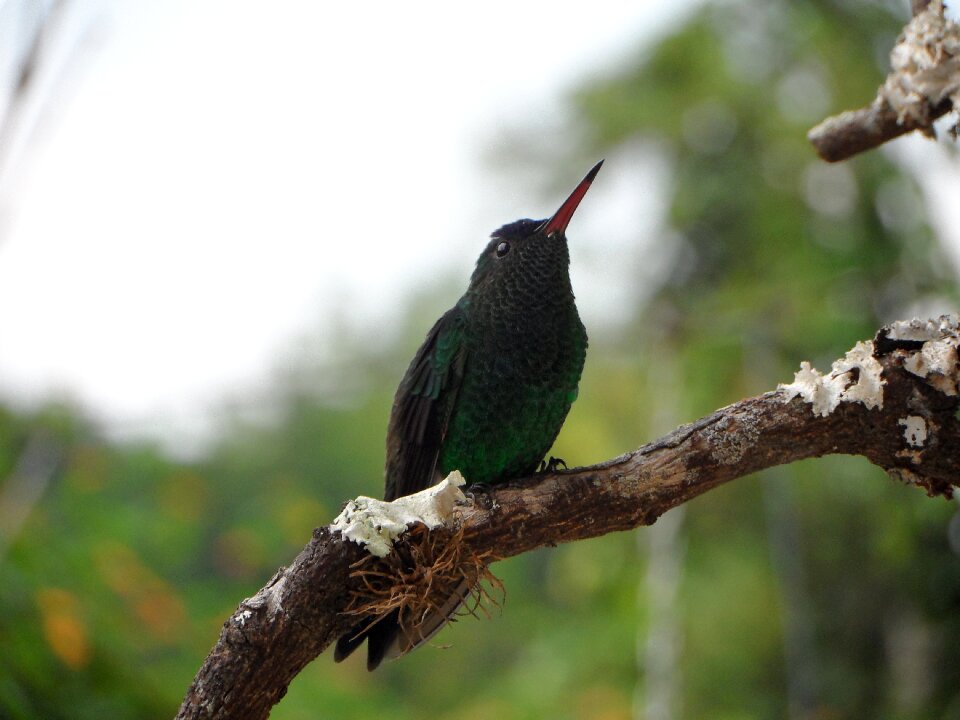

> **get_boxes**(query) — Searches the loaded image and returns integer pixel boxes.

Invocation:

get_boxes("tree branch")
[808,1,959,162]
[807,97,953,163]
[176,316,960,720]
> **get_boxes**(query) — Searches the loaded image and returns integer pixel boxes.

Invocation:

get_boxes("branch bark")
[808,97,953,163]
[808,1,959,162]
[175,317,960,720]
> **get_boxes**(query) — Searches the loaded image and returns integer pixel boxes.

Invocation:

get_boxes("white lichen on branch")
[808,2,960,160]
[899,415,928,448]
[779,341,885,417]
[881,0,960,134]
[330,472,466,557]
[891,315,960,395]
[887,316,951,342]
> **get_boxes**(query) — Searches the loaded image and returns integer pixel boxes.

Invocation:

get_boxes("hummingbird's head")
[467,161,603,300]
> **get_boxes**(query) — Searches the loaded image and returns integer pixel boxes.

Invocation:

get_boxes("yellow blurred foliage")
[156,469,210,523]
[93,542,186,642]
[135,592,186,638]
[445,697,516,720]
[274,494,326,547]
[36,588,92,669]
[575,684,631,720]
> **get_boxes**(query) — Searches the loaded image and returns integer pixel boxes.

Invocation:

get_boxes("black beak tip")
[584,159,604,184]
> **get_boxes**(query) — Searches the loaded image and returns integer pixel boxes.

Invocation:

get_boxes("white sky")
[2,1,959,456]
[0,0,690,450]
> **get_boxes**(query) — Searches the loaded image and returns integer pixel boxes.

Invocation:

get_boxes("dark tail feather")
[333,619,371,663]
[365,612,402,670]
[332,577,476,670]
[333,611,402,671]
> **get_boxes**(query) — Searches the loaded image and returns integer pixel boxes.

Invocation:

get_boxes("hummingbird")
[334,161,602,670]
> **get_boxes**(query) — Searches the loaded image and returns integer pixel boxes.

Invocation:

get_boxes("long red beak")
[542,160,604,237]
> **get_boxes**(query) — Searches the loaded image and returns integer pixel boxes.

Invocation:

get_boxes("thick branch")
[176,317,960,720]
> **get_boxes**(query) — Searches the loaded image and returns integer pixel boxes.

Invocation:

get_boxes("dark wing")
[384,305,467,501]
[335,306,467,670]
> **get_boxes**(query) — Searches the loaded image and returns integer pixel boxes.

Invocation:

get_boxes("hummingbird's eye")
[495,241,510,258]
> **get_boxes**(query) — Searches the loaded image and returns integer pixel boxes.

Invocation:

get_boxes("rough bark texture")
[176,319,960,719]
[808,1,959,162]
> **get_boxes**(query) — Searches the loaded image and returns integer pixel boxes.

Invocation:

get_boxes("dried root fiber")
[342,523,504,638]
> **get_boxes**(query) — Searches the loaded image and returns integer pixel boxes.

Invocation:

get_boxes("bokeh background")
[2,1,960,718]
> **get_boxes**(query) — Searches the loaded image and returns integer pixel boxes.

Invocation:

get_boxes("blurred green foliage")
[2,0,960,718]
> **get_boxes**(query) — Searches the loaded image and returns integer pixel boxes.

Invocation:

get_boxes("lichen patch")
[706,415,760,465]
[779,341,885,417]
[331,472,467,557]
[902,332,959,396]
[899,415,928,448]
[887,316,950,342]
[880,1,960,134]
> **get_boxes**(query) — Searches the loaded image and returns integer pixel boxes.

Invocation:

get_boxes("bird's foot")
[538,456,568,474]
[464,482,496,510]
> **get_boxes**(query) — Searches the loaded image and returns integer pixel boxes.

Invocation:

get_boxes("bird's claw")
[538,456,568,473]
[465,482,496,510]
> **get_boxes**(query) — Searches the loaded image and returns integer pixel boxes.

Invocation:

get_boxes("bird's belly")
[438,381,575,485]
